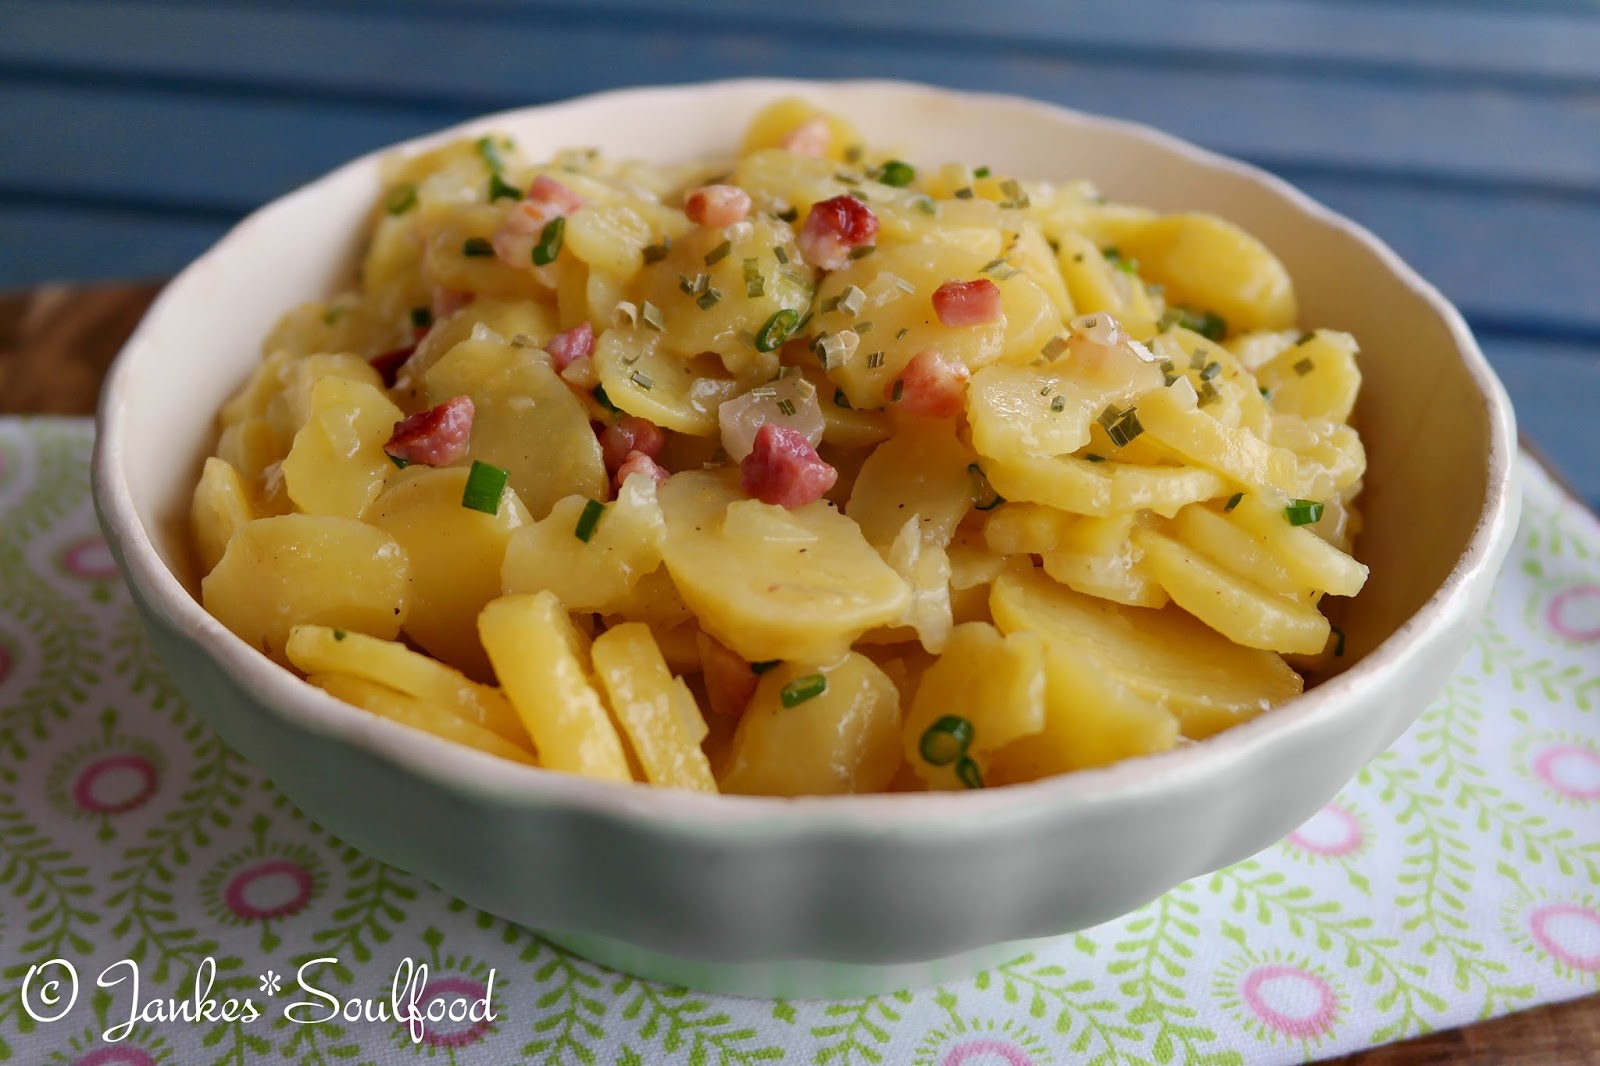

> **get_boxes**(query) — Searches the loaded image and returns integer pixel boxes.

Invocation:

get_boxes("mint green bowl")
[93,79,1519,998]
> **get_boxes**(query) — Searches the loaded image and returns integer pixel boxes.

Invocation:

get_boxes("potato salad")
[192,99,1369,795]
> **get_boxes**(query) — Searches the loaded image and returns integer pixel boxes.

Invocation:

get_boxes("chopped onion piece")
[718,373,826,461]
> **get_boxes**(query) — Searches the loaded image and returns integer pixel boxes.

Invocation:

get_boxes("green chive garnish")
[919,715,974,766]
[973,166,991,179]
[915,196,937,216]
[780,674,827,708]
[532,217,565,265]
[1084,453,1105,463]
[954,186,975,199]
[1285,499,1324,526]
[956,757,984,789]
[1041,336,1069,361]
[593,385,618,412]
[475,135,505,172]
[866,351,885,369]
[333,628,347,641]
[878,160,915,187]
[1332,627,1346,657]
[574,499,606,542]
[488,173,522,202]
[385,183,417,216]
[751,660,780,675]
[773,245,790,264]
[643,239,671,264]
[630,370,654,390]
[776,398,796,417]
[704,240,732,266]
[388,454,410,469]
[1200,361,1222,380]
[1224,492,1244,512]
[410,306,432,330]
[895,327,910,340]
[743,258,765,298]
[848,245,876,260]
[969,464,1005,511]
[776,206,799,223]
[461,460,509,514]
[1106,409,1145,448]
[1050,394,1067,413]
[755,308,799,352]
[833,389,851,409]
[641,301,665,331]
[462,237,494,258]
[890,379,905,402]
[1293,357,1314,376]
[1294,332,1316,346]
[696,287,722,310]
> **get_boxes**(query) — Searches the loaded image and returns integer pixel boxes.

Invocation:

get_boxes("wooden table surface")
[1,279,1596,1062]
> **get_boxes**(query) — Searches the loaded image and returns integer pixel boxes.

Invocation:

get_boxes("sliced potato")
[593,328,738,436]
[847,419,975,548]
[589,623,716,792]
[967,355,1161,462]
[478,592,633,782]
[983,451,1224,518]
[191,457,255,576]
[201,514,410,665]
[1114,212,1297,333]
[1255,330,1360,424]
[501,472,666,610]
[1227,492,1369,597]
[1135,381,1304,495]
[310,673,536,767]
[281,376,403,519]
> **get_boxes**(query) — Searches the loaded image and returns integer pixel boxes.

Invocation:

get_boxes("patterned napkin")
[0,417,1595,1066]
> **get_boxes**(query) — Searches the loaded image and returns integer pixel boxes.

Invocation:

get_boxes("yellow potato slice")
[1171,502,1310,599]
[501,472,666,611]
[1135,381,1305,495]
[1227,492,1369,597]
[719,654,901,796]
[990,566,1301,740]
[740,98,860,161]
[478,592,632,782]
[1134,527,1331,654]
[593,328,738,436]
[901,622,1046,790]
[201,514,411,665]
[982,451,1224,518]
[1255,330,1361,424]
[967,355,1161,462]
[1041,538,1169,610]
[369,466,531,679]
[191,457,255,577]
[1114,212,1297,333]
[589,623,716,792]
[847,419,975,548]
[285,624,531,750]
[281,376,403,519]
[309,673,536,767]
[658,471,911,662]
[1056,231,1160,338]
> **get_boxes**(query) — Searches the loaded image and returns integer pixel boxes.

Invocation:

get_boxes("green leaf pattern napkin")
[0,419,1595,1065]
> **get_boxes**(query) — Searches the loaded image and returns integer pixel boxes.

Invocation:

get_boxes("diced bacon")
[431,288,475,319]
[796,195,878,271]
[700,638,758,718]
[545,321,594,371]
[600,415,667,471]
[739,422,837,508]
[528,175,584,214]
[780,117,832,158]
[684,183,752,228]
[887,349,970,418]
[369,344,415,388]
[932,278,1003,327]
[384,395,475,467]
[613,450,670,493]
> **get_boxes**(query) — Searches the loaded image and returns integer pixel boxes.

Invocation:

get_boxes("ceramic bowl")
[93,79,1519,998]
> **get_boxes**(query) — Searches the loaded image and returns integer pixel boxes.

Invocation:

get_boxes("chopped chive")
[630,370,655,390]
[776,206,799,223]
[756,308,799,352]
[1097,403,1122,429]
[384,183,417,215]
[895,327,910,340]
[776,398,797,417]
[848,244,876,260]
[780,674,827,708]
[1294,332,1316,346]
[1224,492,1244,512]
[1260,387,1272,399]
[878,159,915,187]
[819,294,841,314]
[854,320,874,334]
[833,388,851,409]
[461,460,509,514]
[462,237,494,257]
[844,144,863,163]
[743,258,765,298]
[322,305,346,325]
[1197,380,1221,407]
[834,171,860,185]
[574,498,606,542]
[1040,383,1054,397]
[642,239,671,264]
[918,715,974,766]
[751,659,780,675]
[1332,626,1346,657]
[969,463,1005,511]
[1285,499,1324,526]
[488,173,522,202]
[704,240,732,266]
[956,756,984,789]
[410,306,432,330]
[915,196,938,216]
[1050,394,1067,413]
[1189,350,1208,371]
[1293,357,1315,376]
[1041,335,1070,360]
[750,386,778,400]
[388,453,410,469]
[890,378,905,402]
[981,257,1019,280]
[696,287,723,310]
[532,216,565,265]
[839,285,866,316]
[678,274,698,296]
[1103,246,1139,274]
[592,384,618,412]
[867,351,886,369]
[474,135,506,172]
[998,178,1030,209]
[1200,361,1222,380]
[1106,409,1145,448]
[1161,306,1228,342]
[954,186,975,200]
[1072,252,1084,263]
[773,245,790,264]
[1084,453,1105,463]
[641,300,665,331]
[333,628,347,641]
[973,166,991,179]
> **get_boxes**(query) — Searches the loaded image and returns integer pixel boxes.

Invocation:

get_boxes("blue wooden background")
[3,0,1597,501]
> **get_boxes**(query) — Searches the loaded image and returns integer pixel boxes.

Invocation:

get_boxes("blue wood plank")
[0,207,225,287]
[1479,335,1600,505]
[6,3,1600,192]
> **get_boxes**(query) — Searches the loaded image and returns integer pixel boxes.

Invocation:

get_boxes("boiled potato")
[1056,231,1162,338]
[1114,212,1297,333]
[478,592,632,781]
[593,328,738,436]
[990,566,1301,740]
[1135,380,1304,495]
[309,673,536,767]
[285,624,531,750]
[201,514,411,664]
[967,352,1161,462]
[847,419,975,548]
[739,98,861,160]
[982,451,1225,518]
[1254,330,1360,424]
[589,623,716,792]
[369,466,531,679]
[191,457,254,576]
[720,654,901,796]
[281,376,403,519]
[501,472,666,611]
[395,296,561,401]
[901,622,1046,790]
[425,336,607,516]
[1226,492,1369,597]
[659,471,911,662]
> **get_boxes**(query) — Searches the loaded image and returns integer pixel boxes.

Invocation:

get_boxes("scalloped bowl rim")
[94,77,1519,835]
